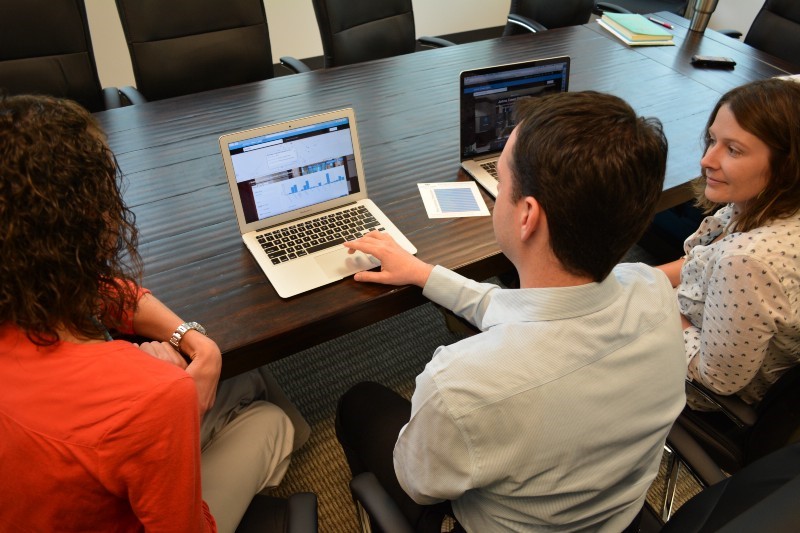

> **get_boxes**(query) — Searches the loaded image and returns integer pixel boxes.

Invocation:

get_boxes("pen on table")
[648,17,673,29]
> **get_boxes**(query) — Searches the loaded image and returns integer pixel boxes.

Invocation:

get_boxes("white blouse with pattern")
[678,204,800,405]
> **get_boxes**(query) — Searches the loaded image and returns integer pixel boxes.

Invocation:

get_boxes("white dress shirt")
[393,263,686,532]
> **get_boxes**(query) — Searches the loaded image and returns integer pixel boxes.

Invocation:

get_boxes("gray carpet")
[265,246,702,532]
[267,301,466,532]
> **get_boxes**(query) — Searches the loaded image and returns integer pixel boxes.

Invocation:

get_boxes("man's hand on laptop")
[344,231,433,287]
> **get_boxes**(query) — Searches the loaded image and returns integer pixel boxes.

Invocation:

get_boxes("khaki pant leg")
[201,401,294,533]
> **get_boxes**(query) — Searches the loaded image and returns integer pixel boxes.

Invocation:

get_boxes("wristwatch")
[168,321,207,351]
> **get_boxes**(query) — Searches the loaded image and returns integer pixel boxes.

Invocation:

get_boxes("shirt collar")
[481,272,624,328]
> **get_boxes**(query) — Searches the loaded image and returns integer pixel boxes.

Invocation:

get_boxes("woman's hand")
[131,293,222,418]
[135,341,188,370]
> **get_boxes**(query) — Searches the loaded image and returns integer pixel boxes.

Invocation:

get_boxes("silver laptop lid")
[219,108,368,235]
[459,56,570,161]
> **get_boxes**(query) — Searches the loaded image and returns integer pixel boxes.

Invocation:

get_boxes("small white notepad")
[418,182,490,218]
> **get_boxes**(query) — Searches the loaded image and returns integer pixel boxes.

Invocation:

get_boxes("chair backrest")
[504,0,595,36]
[597,0,687,17]
[0,0,107,112]
[745,0,800,68]
[114,0,275,101]
[661,441,800,532]
[746,362,800,463]
[679,361,800,474]
[311,0,417,68]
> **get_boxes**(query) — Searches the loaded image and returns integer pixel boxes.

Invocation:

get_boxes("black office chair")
[236,492,318,533]
[594,1,687,16]
[719,0,800,69]
[113,0,310,102]
[503,0,596,35]
[348,425,800,533]
[675,363,800,476]
[310,0,456,69]
[0,0,122,112]
[654,425,800,533]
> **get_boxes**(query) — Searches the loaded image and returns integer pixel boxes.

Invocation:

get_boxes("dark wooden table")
[94,14,792,378]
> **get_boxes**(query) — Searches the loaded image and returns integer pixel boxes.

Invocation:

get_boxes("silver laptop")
[219,108,416,298]
[460,56,571,197]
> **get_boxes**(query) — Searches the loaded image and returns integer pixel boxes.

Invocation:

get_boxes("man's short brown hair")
[510,91,668,281]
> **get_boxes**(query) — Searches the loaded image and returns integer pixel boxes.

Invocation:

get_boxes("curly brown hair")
[0,95,142,345]
[694,78,800,232]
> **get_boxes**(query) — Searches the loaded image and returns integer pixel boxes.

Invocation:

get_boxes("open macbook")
[219,108,416,298]
[460,56,570,197]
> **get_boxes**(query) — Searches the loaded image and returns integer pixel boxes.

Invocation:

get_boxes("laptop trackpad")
[314,248,379,279]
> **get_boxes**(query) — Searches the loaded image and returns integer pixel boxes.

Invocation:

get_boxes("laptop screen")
[460,56,570,159]
[226,117,362,225]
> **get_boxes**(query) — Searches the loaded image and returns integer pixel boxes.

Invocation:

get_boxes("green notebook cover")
[602,13,672,40]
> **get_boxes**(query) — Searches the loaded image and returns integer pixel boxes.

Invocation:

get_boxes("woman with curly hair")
[0,95,306,532]
[657,78,800,408]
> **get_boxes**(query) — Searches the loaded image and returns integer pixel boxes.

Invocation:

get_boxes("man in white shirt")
[337,91,687,532]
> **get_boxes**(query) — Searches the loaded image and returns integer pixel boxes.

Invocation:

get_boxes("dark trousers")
[335,381,455,532]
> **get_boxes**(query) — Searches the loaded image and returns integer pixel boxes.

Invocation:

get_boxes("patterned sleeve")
[688,254,789,395]
[683,325,701,366]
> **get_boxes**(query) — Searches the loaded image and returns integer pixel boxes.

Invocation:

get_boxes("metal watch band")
[168,321,207,350]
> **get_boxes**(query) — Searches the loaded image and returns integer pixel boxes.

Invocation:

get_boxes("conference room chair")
[347,424,800,532]
[113,0,310,102]
[0,0,123,112]
[593,0,687,17]
[652,424,800,532]
[309,0,456,69]
[675,363,800,476]
[718,0,800,69]
[236,492,318,533]
[503,0,596,35]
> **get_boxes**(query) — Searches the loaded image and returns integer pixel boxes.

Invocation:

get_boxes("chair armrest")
[667,422,727,486]
[716,29,743,39]
[594,2,632,15]
[507,13,548,34]
[118,86,147,106]
[102,87,123,110]
[287,492,318,533]
[685,380,758,429]
[350,472,414,533]
[712,463,800,531]
[279,56,312,74]
[418,36,456,48]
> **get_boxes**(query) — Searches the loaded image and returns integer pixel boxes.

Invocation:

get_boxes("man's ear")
[519,196,541,241]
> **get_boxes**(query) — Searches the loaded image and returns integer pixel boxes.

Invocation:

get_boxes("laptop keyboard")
[480,160,498,178]
[256,205,385,265]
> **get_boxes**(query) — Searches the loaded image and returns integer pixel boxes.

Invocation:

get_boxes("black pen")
[648,16,673,29]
